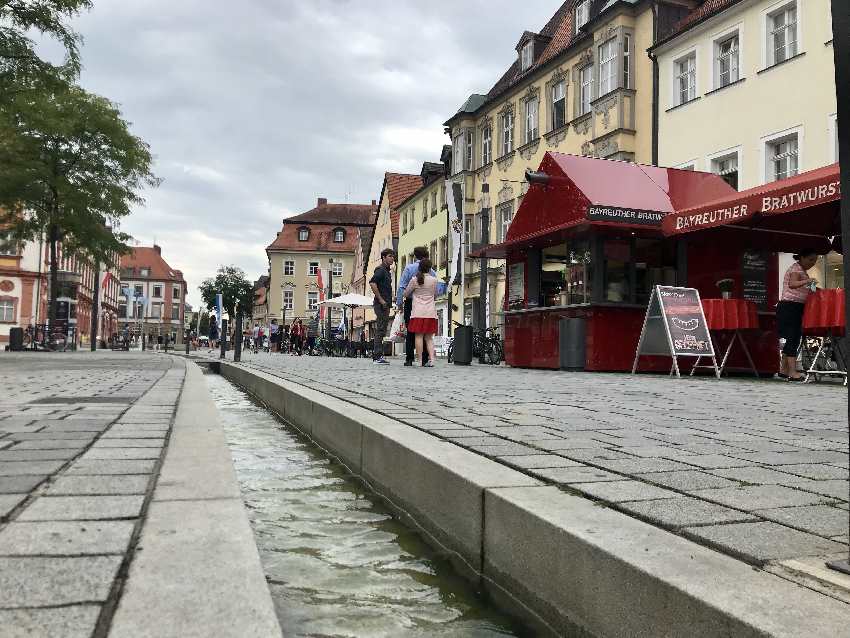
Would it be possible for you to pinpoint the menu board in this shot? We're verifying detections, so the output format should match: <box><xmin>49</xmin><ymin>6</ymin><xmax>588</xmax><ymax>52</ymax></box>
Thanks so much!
<box><xmin>508</xmin><ymin>263</ymin><xmax>525</xmax><ymax>306</ymax></box>
<box><xmin>741</xmin><ymin>250</ymin><xmax>769</xmax><ymax>310</ymax></box>
<box><xmin>658</xmin><ymin>287</ymin><xmax>713</xmax><ymax>357</ymax></box>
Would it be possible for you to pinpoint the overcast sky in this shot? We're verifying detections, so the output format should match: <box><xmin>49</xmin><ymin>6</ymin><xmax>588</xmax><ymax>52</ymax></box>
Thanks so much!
<box><xmin>54</xmin><ymin>0</ymin><xmax>560</xmax><ymax>308</ymax></box>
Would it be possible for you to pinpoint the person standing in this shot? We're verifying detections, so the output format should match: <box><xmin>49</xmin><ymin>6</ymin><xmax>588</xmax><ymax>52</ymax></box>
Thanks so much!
<box><xmin>369</xmin><ymin>248</ymin><xmax>396</xmax><ymax>365</ymax></box>
<box><xmin>269</xmin><ymin>319</ymin><xmax>279</xmax><ymax>352</ymax></box>
<box><xmin>396</xmin><ymin>246</ymin><xmax>437</xmax><ymax>366</ymax></box>
<box><xmin>777</xmin><ymin>250</ymin><xmax>819</xmax><ymax>381</ymax></box>
<box><xmin>403</xmin><ymin>258</ymin><xmax>446</xmax><ymax>367</ymax></box>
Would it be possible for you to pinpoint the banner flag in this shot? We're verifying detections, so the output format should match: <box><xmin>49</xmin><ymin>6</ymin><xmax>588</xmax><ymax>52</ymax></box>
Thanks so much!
<box><xmin>215</xmin><ymin>293</ymin><xmax>223</xmax><ymax>329</ymax></box>
<box><xmin>317</xmin><ymin>269</ymin><xmax>326</xmax><ymax>321</ymax></box>
<box><xmin>447</xmin><ymin>180</ymin><xmax>464</xmax><ymax>286</ymax></box>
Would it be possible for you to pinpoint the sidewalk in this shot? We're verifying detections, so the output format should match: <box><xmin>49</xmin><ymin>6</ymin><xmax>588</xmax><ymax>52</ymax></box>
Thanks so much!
<box><xmin>0</xmin><ymin>352</ymin><xmax>280</xmax><ymax>638</ymax></box>
<box><xmin>202</xmin><ymin>350</ymin><xmax>850</xmax><ymax>592</ymax></box>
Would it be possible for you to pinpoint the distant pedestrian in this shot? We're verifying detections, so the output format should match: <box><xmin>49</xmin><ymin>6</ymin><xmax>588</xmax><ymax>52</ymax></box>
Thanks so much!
<box><xmin>403</xmin><ymin>258</ymin><xmax>445</xmax><ymax>368</ymax></box>
<box><xmin>397</xmin><ymin>246</ymin><xmax>436</xmax><ymax>366</ymax></box>
<box><xmin>369</xmin><ymin>248</ymin><xmax>395</xmax><ymax>365</ymax></box>
<box><xmin>292</xmin><ymin>318</ymin><xmax>305</xmax><ymax>355</ymax></box>
<box><xmin>269</xmin><ymin>319</ymin><xmax>279</xmax><ymax>352</ymax></box>
<box><xmin>252</xmin><ymin>322</ymin><xmax>260</xmax><ymax>353</ymax></box>
<box><xmin>777</xmin><ymin>250</ymin><xmax>819</xmax><ymax>381</ymax></box>
<box><xmin>156</xmin><ymin>334</ymin><xmax>163</xmax><ymax>352</ymax></box>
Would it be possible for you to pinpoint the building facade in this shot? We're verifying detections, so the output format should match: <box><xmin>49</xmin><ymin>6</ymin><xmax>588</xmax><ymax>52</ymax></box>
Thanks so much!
<box><xmin>119</xmin><ymin>245</ymin><xmax>188</xmax><ymax>344</ymax></box>
<box><xmin>444</xmin><ymin>0</ymin><xmax>692</xmax><ymax>330</ymax></box>
<box><xmin>267</xmin><ymin>198</ymin><xmax>377</xmax><ymax>332</ymax></box>
<box><xmin>396</xmin><ymin>159</ymin><xmax>452</xmax><ymax>335</ymax></box>
<box><xmin>0</xmin><ymin>224</ymin><xmax>120</xmax><ymax>346</ymax></box>
<box><xmin>655</xmin><ymin>0</ymin><xmax>841</xmax><ymax>287</ymax></box>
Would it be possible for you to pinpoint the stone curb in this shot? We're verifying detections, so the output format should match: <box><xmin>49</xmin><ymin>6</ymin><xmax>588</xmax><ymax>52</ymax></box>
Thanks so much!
<box><xmin>218</xmin><ymin>360</ymin><xmax>850</xmax><ymax>638</ymax></box>
<box><xmin>108</xmin><ymin>360</ymin><xmax>282</xmax><ymax>638</ymax></box>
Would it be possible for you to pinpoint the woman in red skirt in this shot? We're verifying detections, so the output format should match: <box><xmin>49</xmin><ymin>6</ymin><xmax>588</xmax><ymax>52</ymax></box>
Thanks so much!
<box><xmin>403</xmin><ymin>258</ymin><xmax>445</xmax><ymax>367</ymax></box>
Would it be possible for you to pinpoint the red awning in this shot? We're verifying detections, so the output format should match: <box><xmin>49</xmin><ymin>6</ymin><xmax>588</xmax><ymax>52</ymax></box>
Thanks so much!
<box><xmin>476</xmin><ymin>153</ymin><xmax>736</xmax><ymax>258</ymax></box>
<box><xmin>663</xmin><ymin>163</ymin><xmax>841</xmax><ymax>238</ymax></box>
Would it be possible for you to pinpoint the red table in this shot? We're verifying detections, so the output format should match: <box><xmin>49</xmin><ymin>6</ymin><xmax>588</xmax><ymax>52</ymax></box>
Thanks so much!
<box><xmin>802</xmin><ymin>289</ymin><xmax>846</xmax><ymax>384</ymax></box>
<box><xmin>693</xmin><ymin>299</ymin><xmax>759</xmax><ymax>377</ymax></box>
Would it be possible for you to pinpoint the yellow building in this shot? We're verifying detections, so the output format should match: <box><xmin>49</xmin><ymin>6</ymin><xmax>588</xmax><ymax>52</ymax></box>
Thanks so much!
<box><xmin>266</xmin><ymin>198</ymin><xmax>377</xmax><ymax>331</ymax></box>
<box><xmin>654</xmin><ymin>0</ymin><xmax>841</xmax><ymax>287</ymax></box>
<box><xmin>361</xmin><ymin>173</ymin><xmax>422</xmax><ymax>334</ymax></box>
<box><xmin>444</xmin><ymin>0</ymin><xmax>683</xmax><ymax>330</ymax></box>
<box><xmin>396</xmin><ymin>157</ymin><xmax>452</xmax><ymax>334</ymax></box>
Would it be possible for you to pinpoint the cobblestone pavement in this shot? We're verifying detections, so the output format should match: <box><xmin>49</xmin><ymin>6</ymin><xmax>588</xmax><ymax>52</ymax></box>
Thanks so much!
<box><xmin>0</xmin><ymin>352</ymin><xmax>184</xmax><ymax>636</ymax></box>
<box><xmin>211</xmin><ymin>350</ymin><xmax>849</xmax><ymax>569</ymax></box>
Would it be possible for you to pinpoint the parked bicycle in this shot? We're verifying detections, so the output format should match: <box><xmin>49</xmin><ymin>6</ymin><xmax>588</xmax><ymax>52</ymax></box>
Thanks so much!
<box><xmin>447</xmin><ymin>322</ymin><xmax>504</xmax><ymax>365</ymax></box>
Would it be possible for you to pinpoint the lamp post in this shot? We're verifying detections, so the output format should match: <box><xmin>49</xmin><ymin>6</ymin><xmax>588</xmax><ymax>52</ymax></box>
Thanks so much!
<box><xmin>281</xmin><ymin>281</ymin><xmax>295</xmax><ymax>353</ymax></box>
<box><xmin>478</xmin><ymin>184</ymin><xmax>490</xmax><ymax>363</ymax></box>
<box><xmin>827</xmin><ymin>0</ymin><xmax>850</xmax><ymax>577</ymax></box>
<box><xmin>327</xmin><ymin>259</ymin><xmax>335</xmax><ymax>340</ymax></box>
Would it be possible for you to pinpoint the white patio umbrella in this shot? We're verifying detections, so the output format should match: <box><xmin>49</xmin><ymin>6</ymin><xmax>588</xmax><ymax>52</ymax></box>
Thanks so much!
<box><xmin>316</xmin><ymin>293</ymin><xmax>375</xmax><ymax>307</ymax></box>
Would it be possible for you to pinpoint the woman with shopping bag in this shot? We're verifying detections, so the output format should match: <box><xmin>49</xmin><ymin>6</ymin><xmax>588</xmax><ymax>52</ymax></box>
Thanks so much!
<box><xmin>402</xmin><ymin>259</ymin><xmax>447</xmax><ymax>368</ymax></box>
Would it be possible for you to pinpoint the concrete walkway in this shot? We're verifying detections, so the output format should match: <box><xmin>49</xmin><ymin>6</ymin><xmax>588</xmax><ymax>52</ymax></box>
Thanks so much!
<box><xmin>0</xmin><ymin>352</ymin><xmax>281</xmax><ymax>638</ymax></box>
<box><xmin>205</xmin><ymin>351</ymin><xmax>850</xmax><ymax>587</ymax></box>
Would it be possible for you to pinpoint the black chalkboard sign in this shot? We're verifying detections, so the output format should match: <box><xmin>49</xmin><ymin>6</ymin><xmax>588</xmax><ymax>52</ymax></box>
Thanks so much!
<box><xmin>633</xmin><ymin>286</ymin><xmax>717</xmax><ymax>378</ymax></box>
<box><xmin>741</xmin><ymin>250</ymin><xmax>769</xmax><ymax>310</ymax></box>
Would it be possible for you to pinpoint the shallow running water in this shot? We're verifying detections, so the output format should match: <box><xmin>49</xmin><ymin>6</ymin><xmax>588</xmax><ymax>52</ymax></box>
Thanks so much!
<box><xmin>206</xmin><ymin>373</ymin><xmax>527</xmax><ymax>638</ymax></box>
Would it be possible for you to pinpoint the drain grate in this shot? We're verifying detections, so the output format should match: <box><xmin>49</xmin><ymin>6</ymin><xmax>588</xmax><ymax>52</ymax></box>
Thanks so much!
<box><xmin>28</xmin><ymin>396</ymin><xmax>133</xmax><ymax>405</ymax></box>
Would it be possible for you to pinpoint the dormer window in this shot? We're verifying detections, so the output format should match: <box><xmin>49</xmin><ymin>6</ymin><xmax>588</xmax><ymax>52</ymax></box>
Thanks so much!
<box><xmin>298</xmin><ymin>227</ymin><xmax>309</xmax><ymax>241</ymax></box>
<box><xmin>333</xmin><ymin>228</ymin><xmax>345</xmax><ymax>243</ymax></box>
<box><xmin>520</xmin><ymin>42</ymin><xmax>533</xmax><ymax>72</ymax></box>
<box><xmin>575</xmin><ymin>0</ymin><xmax>590</xmax><ymax>31</ymax></box>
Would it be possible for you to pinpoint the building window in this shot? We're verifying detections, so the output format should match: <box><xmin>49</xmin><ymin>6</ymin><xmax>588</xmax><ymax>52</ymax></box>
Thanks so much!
<box><xmin>524</xmin><ymin>96</ymin><xmax>539</xmax><ymax>144</ymax></box>
<box><xmin>715</xmin><ymin>33</ymin><xmax>739</xmax><ymax>88</ymax></box>
<box><xmin>409</xmin><ymin>206</ymin><xmax>415</xmax><ymax>230</ymax></box>
<box><xmin>283</xmin><ymin>290</ymin><xmax>294</xmax><ymax>310</ymax></box>
<box><xmin>464</xmin><ymin>131</ymin><xmax>473</xmax><ymax>170</ymax></box>
<box><xmin>0</xmin><ymin>231</ymin><xmax>17</xmax><ymax>256</ymax></box>
<box><xmin>402</xmin><ymin>209</ymin><xmax>408</xmax><ymax>234</ymax></box>
<box><xmin>439</xmin><ymin>235</ymin><xmax>448</xmax><ymax>270</ymax></box>
<box><xmin>298</xmin><ymin>227</ymin><xmax>309</xmax><ymax>241</ymax></box>
<box><xmin>551</xmin><ymin>80</ymin><xmax>566</xmax><ymax>130</ymax></box>
<box><xmin>119</xmin><ymin>303</ymin><xmax>127</xmax><ymax>319</ymax></box>
<box><xmin>598</xmin><ymin>39</ymin><xmax>617</xmax><ymax>96</ymax></box>
<box><xmin>674</xmin><ymin>53</ymin><xmax>696</xmax><ymax>105</ymax></box>
<box><xmin>150</xmin><ymin>304</ymin><xmax>161</xmax><ymax>319</ymax></box>
<box><xmin>520</xmin><ymin>41</ymin><xmax>533</xmax><ymax>72</ymax></box>
<box><xmin>768</xmin><ymin>3</ymin><xmax>797</xmax><ymax>66</ymax></box>
<box><xmin>308</xmin><ymin>261</ymin><xmax>319</xmax><ymax>276</ymax></box>
<box><xmin>333</xmin><ymin>228</ymin><xmax>345</xmax><ymax>242</ymax></box>
<box><xmin>133</xmin><ymin>284</ymin><xmax>143</xmax><ymax>297</ymax></box>
<box><xmin>831</xmin><ymin>114</ymin><xmax>839</xmax><ymax>162</ymax></box>
<box><xmin>579</xmin><ymin>65</ymin><xmax>593</xmax><ymax>115</ymax></box>
<box><xmin>430</xmin><ymin>240</ymin><xmax>438</xmax><ymax>266</ymax></box>
<box><xmin>422</xmin><ymin>199</ymin><xmax>428</xmax><ymax>223</ymax></box>
<box><xmin>767</xmin><ymin>134</ymin><xmax>799</xmax><ymax>181</ymax></box>
<box><xmin>711</xmin><ymin>152</ymin><xmax>739</xmax><ymax>190</ymax></box>
<box><xmin>171</xmin><ymin>305</ymin><xmax>180</xmax><ymax>320</ymax></box>
<box><xmin>140</xmin><ymin>268</ymin><xmax>150</xmax><ymax>277</ymax></box>
<box><xmin>307</xmin><ymin>292</ymin><xmax>318</xmax><ymax>310</ymax></box>
<box><xmin>430</xmin><ymin>191</ymin><xmax>438</xmax><ymax>218</ymax></box>
<box><xmin>0</xmin><ymin>299</ymin><xmax>14</xmax><ymax>322</ymax></box>
<box><xmin>284</xmin><ymin>260</ymin><xmax>295</xmax><ymax>276</ymax></box>
<box><xmin>575</xmin><ymin>0</ymin><xmax>590</xmax><ymax>31</ymax></box>
<box><xmin>497</xmin><ymin>202</ymin><xmax>514</xmax><ymax>243</ymax></box>
<box><xmin>331</xmin><ymin>261</ymin><xmax>343</xmax><ymax>277</ymax></box>
<box><xmin>482</xmin><ymin>125</ymin><xmax>492</xmax><ymax>165</ymax></box>
<box><xmin>153</xmin><ymin>285</ymin><xmax>162</xmax><ymax>298</ymax></box>
<box><xmin>172</xmin><ymin>287</ymin><xmax>180</xmax><ymax>300</ymax></box>
<box><xmin>464</xmin><ymin>217</ymin><xmax>472</xmax><ymax>256</ymax></box>
<box><xmin>501</xmin><ymin>111</ymin><xmax>514</xmax><ymax>156</ymax></box>
<box><xmin>623</xmin><ymin>34</ymin><xmax>631</xmax><ymax>89</ymax></box>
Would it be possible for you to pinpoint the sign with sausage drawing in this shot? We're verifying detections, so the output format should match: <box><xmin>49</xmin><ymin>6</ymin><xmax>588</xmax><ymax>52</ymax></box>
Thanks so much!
<box><xmin>632</xmin><ymin>286</ymin><xmax>718</xmax><ymax>378</ymax></box>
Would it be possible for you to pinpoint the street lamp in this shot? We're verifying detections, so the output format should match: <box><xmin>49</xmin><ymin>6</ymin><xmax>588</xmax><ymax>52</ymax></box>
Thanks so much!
<box><xmin>280</xmin><ymin>281</ymin><xmax>295</xmax><ymax>328</ymax></box>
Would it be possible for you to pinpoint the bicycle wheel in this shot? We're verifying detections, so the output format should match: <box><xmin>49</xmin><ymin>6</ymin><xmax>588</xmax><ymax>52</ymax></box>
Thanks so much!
<box><xmin>489</xmin><ymin>339</ymin><xmax>504</xmax><ymax>365</ymax></box>
<box><xmin>447</xmin><ymin>341</ymin><xmax>454</xmax><ymax>363</ymax></box>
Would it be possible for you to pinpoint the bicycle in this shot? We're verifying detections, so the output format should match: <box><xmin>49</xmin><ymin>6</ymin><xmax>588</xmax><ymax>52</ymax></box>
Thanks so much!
<box><xmin>447</xmin><ymin>322</ymin><xmax>504</xmax><ymax>365</ymax></box>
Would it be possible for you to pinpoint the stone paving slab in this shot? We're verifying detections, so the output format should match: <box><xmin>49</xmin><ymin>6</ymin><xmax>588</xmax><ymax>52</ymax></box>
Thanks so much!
<box><xmin>0</xmin><ymin>605</ymin><xmax>101</xmax><ymax>638</ymax></box>
<box><xmin>0</xmin><ymin>555</ymin><xmax>122</xmax><ymax>606</ymax></box>
<box><xmin>0</xmin><ymin>460</ymin><xmax>65</xmax><ymax>476</ymax></box>
<box><xmin>80</xmin><ymin>447</ymin><xmax>161</xmax><ymax>461</ymax></box>
<box><xmin>46</xmin><ymin>474</ymin><xmax>151</xmax><ymax>496</ymax></box>
<box><xmin>570</xmin><ymin>479</ymin><xmax>678</xmax><ymax>503</ymax></box>
<box><xmin>0</xmin><ymin>494</ymin><xmax>26</xmax><ymax>518</ymax></box>
<box><xmin>0</xmin><ymin>449</ymin><xmax>79</xmax><ymax>461</ymax></box>
<box><xmin>19</xmin><ymin>495</ymin><xmax>145</xmax><ymax>521</ymax></box>
<box><xmin>617</xmin><ymin>495</ymin><xmax>758</xmax><ymax>529</ymax></box>
<box><xmin>0</xmin><ymin>520</ymin><xmax>135</xmax><ymax>555</ymax></box>
<box><xmin>0</xmin><ymin>475</ymin><xmax>48</xmax><ymax>493</ymax></box>
<box><xmin>66</xmin><ymin>459</ymin><xmax>156</xmax><ymax>475</ymax></box>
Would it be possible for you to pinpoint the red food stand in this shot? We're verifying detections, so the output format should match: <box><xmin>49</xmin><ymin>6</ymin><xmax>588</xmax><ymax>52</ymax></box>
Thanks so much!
<box><xmin>479</xmin><ymin>154</ymin><xmax>840</xmax><ymax>374</ymax></box>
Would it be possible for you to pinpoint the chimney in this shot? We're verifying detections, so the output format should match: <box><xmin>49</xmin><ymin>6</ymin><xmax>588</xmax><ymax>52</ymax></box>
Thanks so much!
<box><xmin>317</xmin><ymin>197</ymin><xmax>327</xmax><ymax>207</ymax></box>
<box><xmin>153</xmin><ymin>244</ymin><xmax>161</xmax><ymax>255</ymax></box>
<box><xmin>371</xmin><ymin>199</ymin><xmax>377</xmax><ymax>206</ymax></box>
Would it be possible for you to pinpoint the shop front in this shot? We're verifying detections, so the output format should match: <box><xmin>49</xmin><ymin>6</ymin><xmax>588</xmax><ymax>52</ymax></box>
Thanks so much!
<box><xmin>479</xmin><ymin>152</ymin><xmax>738</xmax><ymax>371</ymax></box>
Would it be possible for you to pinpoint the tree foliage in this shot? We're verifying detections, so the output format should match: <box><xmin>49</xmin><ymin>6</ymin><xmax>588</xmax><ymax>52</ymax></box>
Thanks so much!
<box><xmin>0</xmin><ymin>0</ymin><xmax>92</xmax><ymax>97</ymax></box>
<box><xmin>199</xmin><ymin>266</ymin><xmax>254</xmax><ymax>324</ymax></box>
<box><xmin>0</xmin><ymin>83</ymin><xmax>159</xmax><ymax>266</ymax></box>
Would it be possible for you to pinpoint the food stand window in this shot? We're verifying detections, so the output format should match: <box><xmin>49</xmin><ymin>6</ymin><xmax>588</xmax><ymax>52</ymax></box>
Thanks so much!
<box><xmin>540</xmin><ymin>244</ymin><xmax>567</xmax><ymax>307</ymax></box>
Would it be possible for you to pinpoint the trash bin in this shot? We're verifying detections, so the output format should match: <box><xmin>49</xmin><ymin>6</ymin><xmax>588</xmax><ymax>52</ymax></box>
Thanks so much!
<box><xmin>8</xmin><ymin>327</ymin><xmax>23</xmax><ymax>351</ymax></box>
<box><xmin>559</xmin><ymin>317</ymin><xmax>585</xmax><ymax>370</ymax></box>
<box><xmin>453</xmin><ymin>325</ymin><xmax>473</xmax><ymax>365</ymax></box>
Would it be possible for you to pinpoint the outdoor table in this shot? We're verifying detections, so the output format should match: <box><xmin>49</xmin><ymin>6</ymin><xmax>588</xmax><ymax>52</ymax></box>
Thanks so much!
<box><xmin>691</xmin><ymin>298</ymin><xmax>759</xmax><ymax>377</ymax></box>
<box><xmin>802</xmin><ymin>288</ymin><xmax>846</xmax><ymax>384</ymax></box>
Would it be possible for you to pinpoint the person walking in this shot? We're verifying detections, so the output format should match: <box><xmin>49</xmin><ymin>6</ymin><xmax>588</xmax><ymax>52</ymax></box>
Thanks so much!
<box><xmin>403</xmin><ymin>258</ymin><xmax>446</xmax><ymax>367</ymax></box>
<box><xmin>269</xmin><ymin>319</ymin><xmax>279</xmax><ymax>352</ymax></box>
<box><xmin>251</xmin><ymin>322</ymin><xmax>260</xmax><ymax>353</ymax></box>
<box><xmin>777</xmin><ymin>250</ymin><xmax>819</xmax><ymax>381</ymax></box>
<box><xmin>369</xmin><ymin>248</ymin><xmax>396</xmax><ymax>365</ymax></box>
<box><xmin>156</xmin><ymin>334</ymin><xmax>163</xmax><ymax>352</ymax></box>
<box><xmin>397</xmin><ymin>246</ymin><xmax>437</xmax><ymax>366</ymax></box>
<box><xmin>292</xmin><ymin>318</ymin><xmax>304</xmax><ymax>355</ymax></box>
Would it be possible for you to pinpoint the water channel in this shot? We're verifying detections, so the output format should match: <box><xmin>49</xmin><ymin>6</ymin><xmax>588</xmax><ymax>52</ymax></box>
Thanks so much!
<box><xmin>205</xmin><ymin>372</ymin><xmax>528</xmax><ymax>638</ymax></box>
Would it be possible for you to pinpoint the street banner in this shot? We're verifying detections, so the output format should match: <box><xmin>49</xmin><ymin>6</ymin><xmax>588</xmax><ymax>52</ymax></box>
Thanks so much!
<box><xmin>215</xmin><ymin>293</ymin><xmax>223</xmax><ymax>330</ymax></box>
<box><xmin>317</xmin><ymin>268</ymin><xmax>325</xmax><ymax>321</ymax></box>
<box><xmin>447</xmin><ymin>180</ymin><xmax>463</xmax><ymax>286</ymax></box>
<box><xmin>632</xmin><ymin>286</ymin><xmax>718</xmax><ymax>378</ymax></box>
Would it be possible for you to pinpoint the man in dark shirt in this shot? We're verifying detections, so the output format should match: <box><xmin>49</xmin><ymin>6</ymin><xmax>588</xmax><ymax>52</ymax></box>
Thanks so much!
<box><xmin>369</xmin><ymin>248</ymin><xmax>396</xmax><ymax>364</ymax></box>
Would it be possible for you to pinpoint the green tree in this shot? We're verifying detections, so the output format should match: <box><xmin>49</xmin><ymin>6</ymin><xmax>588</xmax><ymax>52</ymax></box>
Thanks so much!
<box><xmin>197</xmin><ymin>311</ymin><xmax>210</xmax><ymax>338</ymax></box>
<box><xmin>199</xmin><ymin>266</ymin><xmax>254</xmax><ymax>327</ymax></box>
<box><xmin>1</xmin><ymin>1</ymin><xmax>92</xmax><ymax>98</ymax></box>
<box><xmin>0</xmin><ymin>83</ymin><xmax>159</xmax><ymax>338</ymax></box>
